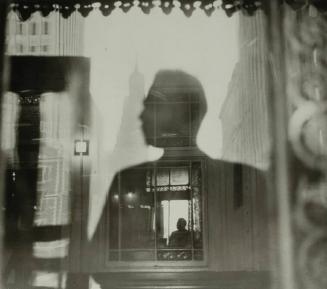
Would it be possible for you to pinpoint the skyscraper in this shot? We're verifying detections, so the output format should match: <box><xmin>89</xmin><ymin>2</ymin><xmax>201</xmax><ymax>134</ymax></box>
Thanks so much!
<box><xmin>220</xmin><ymin>10</ymin><xmax>270</xmax><ymax>170</ymax></box>
<box><xmin>111</xmin><ymin>64</ymin><xmax>148</xmax><ymax>169</ymax></box>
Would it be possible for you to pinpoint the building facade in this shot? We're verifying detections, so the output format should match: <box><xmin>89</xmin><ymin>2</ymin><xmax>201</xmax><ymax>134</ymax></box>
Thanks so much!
<box><xmin>5</xmin><ymin>10</ymin><xmax>84</xmax><ymax>56</ymax></box>
<box><xmin>220</xmin><ymin>11</ymin><xmax>271</xmax><ymax>170</ymax></box>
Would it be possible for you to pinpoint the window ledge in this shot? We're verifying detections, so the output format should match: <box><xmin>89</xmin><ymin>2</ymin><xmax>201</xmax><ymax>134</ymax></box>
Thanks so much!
<box><xmin>92</xmin><ymin>271</ymin><xmax>270</xmax><ymax>289</ymax></box>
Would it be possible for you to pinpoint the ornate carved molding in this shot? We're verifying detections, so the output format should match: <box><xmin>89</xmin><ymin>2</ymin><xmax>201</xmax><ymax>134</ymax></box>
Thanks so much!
<box><xmin>283</xmin><ymin>7</ymin><xmax>327</xmax><ymax>289</ymax></box>
<box><xmin>9</xmin><ymin>0</ymin><xmax>327</xmax><ymax>21</ymax></box>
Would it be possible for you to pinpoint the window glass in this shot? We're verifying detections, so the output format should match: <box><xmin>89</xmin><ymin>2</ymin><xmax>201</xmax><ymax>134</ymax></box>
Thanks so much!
<box><xmin>108</xmin><ymin>161</ymin><xmax>204</xmax><ymax>263</ymax></box>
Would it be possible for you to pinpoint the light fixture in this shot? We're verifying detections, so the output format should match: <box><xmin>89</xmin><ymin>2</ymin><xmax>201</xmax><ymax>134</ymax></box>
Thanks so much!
<box><xmin>74</xmin><ymin>140</ymin><xmax>89</xmax><ymax>156</ymax></box>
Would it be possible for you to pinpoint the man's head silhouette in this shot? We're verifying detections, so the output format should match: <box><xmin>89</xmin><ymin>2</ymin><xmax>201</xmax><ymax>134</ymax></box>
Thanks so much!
<box><xmin>140</xmin><ymin>70</ymin><xmax>207</xmax><ymax>148</ymax></box>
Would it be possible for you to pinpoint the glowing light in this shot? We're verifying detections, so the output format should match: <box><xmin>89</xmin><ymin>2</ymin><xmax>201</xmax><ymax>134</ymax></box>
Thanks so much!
<box><xmin>74</xmin><ymin>140</ymin><xmax>89</xmax><ymax>155</ymax></box>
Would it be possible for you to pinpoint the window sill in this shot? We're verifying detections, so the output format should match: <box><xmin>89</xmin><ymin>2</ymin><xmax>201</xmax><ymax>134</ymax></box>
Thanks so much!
<box><xmin>92</xmin><ymin>271</ymin><xmax>270</xmax><ymax>289</ymax></box>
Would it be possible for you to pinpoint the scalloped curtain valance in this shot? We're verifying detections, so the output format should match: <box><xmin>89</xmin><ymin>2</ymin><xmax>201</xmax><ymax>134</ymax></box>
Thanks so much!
<box><xmin>9</xmin><ymin>0</ymin><xmax>327</xmax><ymax>21</ymax></box>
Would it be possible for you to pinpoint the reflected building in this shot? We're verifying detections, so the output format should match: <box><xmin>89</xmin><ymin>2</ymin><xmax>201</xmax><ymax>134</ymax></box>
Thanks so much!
<box><xmin>110</xmin><ymin>65</ymin><xmax>148</xmax><ymax>169</ymax></box>
<box><xmin>220</xmin><ymin>11</ymin><xmax>270</xmax><ymax>170</ymax></box>
<box><xmin>5</xmin><ymin>11</ymin><xmax>84</xmax><ymax>55</ymax></box>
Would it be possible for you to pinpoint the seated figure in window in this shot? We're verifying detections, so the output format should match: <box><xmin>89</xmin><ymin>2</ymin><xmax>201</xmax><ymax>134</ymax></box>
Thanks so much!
<box><xmin>169</xmin><ymin>218</ymin><xmax>191</xmax><ymax>248</ymax></box>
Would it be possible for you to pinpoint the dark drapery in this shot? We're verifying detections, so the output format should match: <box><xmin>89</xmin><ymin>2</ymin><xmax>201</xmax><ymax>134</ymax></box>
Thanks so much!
<box><xmin>9</xmin><ymin>0</ymin><xmax>327</xmax><ymax>21</ymax></box>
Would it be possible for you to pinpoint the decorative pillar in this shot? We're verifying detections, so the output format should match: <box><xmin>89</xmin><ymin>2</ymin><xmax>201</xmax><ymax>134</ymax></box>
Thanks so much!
<box><xmin>267</xmin><ymin>2</ymin><xmax>327</xmax><ymax>289</ymax></box>
<box><xmin>2</xmin><ymin>56</ymin><xmax>91</xmax><ymax>289</ymax></box>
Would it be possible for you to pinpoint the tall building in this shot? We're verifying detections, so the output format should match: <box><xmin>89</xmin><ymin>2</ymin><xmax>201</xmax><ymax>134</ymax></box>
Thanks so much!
<box><xmin>220</xmin><ymin>11</ymin><xmax>270</xmax><ymax>170</ymax></box>
<box><xmin>5</xmin><ymin>10</ymin><xmax>84</xmax><ymax>56</ymax></box>
<box><xmin>110</xmin><ymin>64</ymin><xmax>149</xmax><ymax>169</ymax></box>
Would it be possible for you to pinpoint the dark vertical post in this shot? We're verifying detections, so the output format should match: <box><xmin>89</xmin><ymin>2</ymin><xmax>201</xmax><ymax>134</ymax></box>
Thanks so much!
<box><xmin>15</xmin><ymin>92</ymin><xmax>40</xmax><ymax>289</ymax></box>
<box><xmin>0</xmin><ymin>1</ymin><xmax>9</xmax><ymax>288</ymax></box>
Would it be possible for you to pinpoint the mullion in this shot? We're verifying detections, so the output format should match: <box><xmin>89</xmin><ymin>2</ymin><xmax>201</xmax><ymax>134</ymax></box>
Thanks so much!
<box><xmin>113</xmin><ymin>162</ymin><xmax>203</xmax><ymax>263</ymax></box>
<box><xmin>118</xmin><ymin>172</ymin><xmax>122</xmax><ymax>261</ymax></box>
<box><xmin>189</xmin><ymin>161</ymin><xmax>194</xmax><ymax>260</ymax></box>
<box><xmin>168</xmin><ymin>167</ymin><xmax>171</xmax><ymax>247</ymax></box>
<box><xmin>154</xmin><ymin>103</ymin><xmax>157</xmax><ymax>146</ymax></box>
<box><xmin>154</xmin><ymin>165</ymin><xmax>158</xmax><ymax>261</ymax></box>
<box><xmin>188</xmin><ymin>93</ymin><xmax>192</xmax><ymax>146</ymax></box>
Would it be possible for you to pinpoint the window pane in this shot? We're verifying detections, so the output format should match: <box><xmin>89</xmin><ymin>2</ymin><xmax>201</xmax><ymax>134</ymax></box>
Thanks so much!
<box><xmin>111</xmin><ymin>168</ymin><xmax>156</xmax><ymax>261</ymax></box>
<box><xmin>156</xmin><ymin>187</ymin><xmax>204</xmax><ymax>261</ymax></box>
<box><xmin>109</xmin><ymin>178</ymin><xmax>119</xmax><ymax>261</ymax></box>
<box><xmin>155</xmin><ymin>168</ymin><xmax>169</xmax><ymax>186</ymax></box>
<box><xmin>170</xmin><ymin>167</ymin><xmax>189</xmax><ymax>185</ymax></box>
<box><xmin>108</xmin><ymin>162</ymin><xmax>204</xmax><ymax>263</ymax></box>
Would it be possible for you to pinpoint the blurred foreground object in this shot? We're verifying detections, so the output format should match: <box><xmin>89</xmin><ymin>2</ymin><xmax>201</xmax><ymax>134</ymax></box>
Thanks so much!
<box><xmin>2</xmin><ymin>56</ymin><xmax>91</xmax><ymax>289</ymax></box>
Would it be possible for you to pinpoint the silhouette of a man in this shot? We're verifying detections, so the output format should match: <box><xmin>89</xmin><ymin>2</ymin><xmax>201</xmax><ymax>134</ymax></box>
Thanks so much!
<box><xmin>90</xmin><ymin>70</ymin><xmax>267</xmax><ymax>276</ymax></box>
<box><xmin>140</xmin><ymin>70</ymin><xmax>206</xmax><ymax>148</ymax></box>
<box><xmin>169</xmin><ymin>218</ymin><xmax>191</xmax><ymax>248</ymax></box>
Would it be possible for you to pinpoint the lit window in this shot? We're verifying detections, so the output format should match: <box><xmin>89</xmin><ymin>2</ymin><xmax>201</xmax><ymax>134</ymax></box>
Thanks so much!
<box><xmin>74</xmin><ymin>140</ymin><xmax>89</xmax><ymax>155</ymax></box>
<box><xmin>108</xmin><ymin>161</ymin><xmax>205</xmax><ymax>264</ymax></box>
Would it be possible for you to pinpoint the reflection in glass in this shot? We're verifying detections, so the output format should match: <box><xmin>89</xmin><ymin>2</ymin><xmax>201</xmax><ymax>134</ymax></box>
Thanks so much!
<box><xmin>108</xmin><ymin>161</ymin><xmax>203</xmax><ymax>262</ymax></box>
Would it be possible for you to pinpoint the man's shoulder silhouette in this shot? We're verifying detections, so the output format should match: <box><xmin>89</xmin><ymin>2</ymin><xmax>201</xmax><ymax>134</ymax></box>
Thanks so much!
<box><xmin>110</xmin><ymin>154</ymin><xmax>267</xmax><ymax>192</ymax></box>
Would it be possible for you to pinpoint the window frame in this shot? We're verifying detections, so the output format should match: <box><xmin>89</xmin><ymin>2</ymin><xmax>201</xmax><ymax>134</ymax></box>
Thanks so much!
<box><xmin>105</xmin><ymin>155</ymin><xmax>208</xmax><ymax>271</ymax></box>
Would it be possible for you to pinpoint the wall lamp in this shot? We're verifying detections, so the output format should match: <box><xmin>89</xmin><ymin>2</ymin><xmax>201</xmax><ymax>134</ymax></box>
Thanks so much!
<box><xmin>74</xmin><ymin>139</ymin><xmax>89</xmax><ymax>156</ymax></box>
